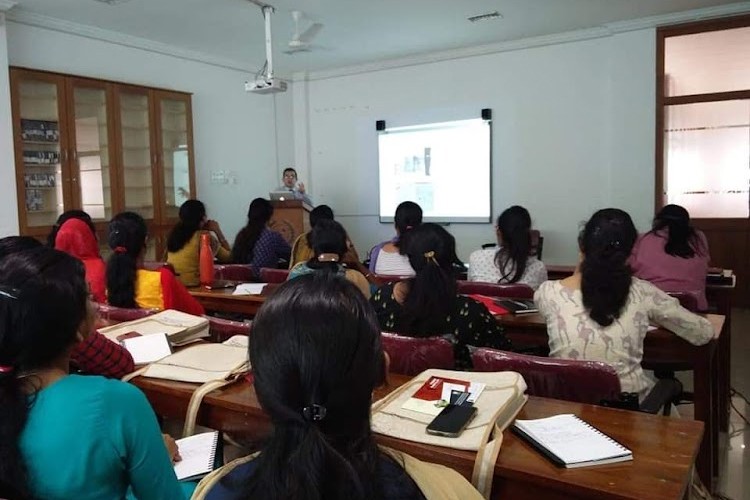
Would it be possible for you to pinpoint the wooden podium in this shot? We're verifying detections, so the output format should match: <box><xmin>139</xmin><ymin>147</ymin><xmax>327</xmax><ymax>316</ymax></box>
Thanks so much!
<box><xmin>269</xmin><ymin>200</ymin><xmax>312</xmax><ymax>245</ymax></box>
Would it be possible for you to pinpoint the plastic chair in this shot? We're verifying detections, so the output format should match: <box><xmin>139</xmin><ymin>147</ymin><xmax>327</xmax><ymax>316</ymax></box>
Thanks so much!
<box><xmin>456</xmin><ymin>281</ymin><xmax>534</xmax><ymax>299</ymax></box>
<box><xmin>259</xmin><ymin>267</ymin><xmax>290</xmax><ymax>283</ymax></box>
<box><xmin>380</xmin><ymin>332</ymin><xmax>455</xmax><ymax>375</ymax></box>
<box><xmin>214</xmin><ymin>264</ymin><xmax>255</xmax><ymax>282</ymax></box>
<box><xmin>470</xmin><ymin>347</ymin><xmax>681</xmax><ymax>415</ymax></box>
<box><xmin>206</xmin><ymin>316</ymin><xmax>252</xmax><ymax>343</ymax></box>
<box><xmin>95</xmin><ymin>303</ymin><xmax>158</xmax><ymax>323</ymax></box>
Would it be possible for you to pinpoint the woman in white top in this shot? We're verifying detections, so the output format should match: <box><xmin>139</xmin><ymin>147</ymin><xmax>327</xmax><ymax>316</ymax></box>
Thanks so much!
<box><xmin>468</xmin><ymin>206</ymin><xmax>547</xmax><ymax>290</ymax></box>
<box><xmin>534</xmin><ymin>208</ymin><xmax>713</xmax><ymax>400</ymax></box>
<box><xmin>368</xmin><ymin>201</ymin><xmax>422</xmax><ymax>277</ymax></box>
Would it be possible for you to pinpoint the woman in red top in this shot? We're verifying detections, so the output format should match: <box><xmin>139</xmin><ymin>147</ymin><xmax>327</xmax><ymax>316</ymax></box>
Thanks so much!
<box><xmin>54</xmin><ymin>217</ymin><xmax>107</xmax><ymax>304</ymax></box>
<box><xmin>106</xmin><ymin>212</ymin><xmax>204</xmax><ymax>316</ymax></box>
<box><xmin>630</xmin><ymin>204</ymin><xmax>710</xmax><ymax>310</ymax></box>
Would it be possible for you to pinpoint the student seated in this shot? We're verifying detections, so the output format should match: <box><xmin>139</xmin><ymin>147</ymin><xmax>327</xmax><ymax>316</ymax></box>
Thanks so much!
<box><xmin>630</xmin><ymin>204</ymin><xmax>710</xmax><ymax>310</ymax></box>
<box><xmin>468</xmin><ymin>205</ymin><xmax>547</xmax><ymax>290</ymax></box>
<box><xmin>1</xmin><ymin>236</ymin><xmax>134</xmax><ymax>379</ymax></box>
<box><xmin>369</xmin><ymin>201</ymin><xmax>422</xmax><ymax>277</ymax></box>
<box><xmin>46</xmin><ymin>209</ymin><xmax>94</xmax><ymax>248</ymax></box>
<box><xmin>52</xmin><ymin>214</ymin><xmax>107</xmax><ymax>303</ymax></box>
<box><xmin>288</xmin><ymin>219</ymin><xmax>371</xmax><ymax>298</ymax></box>
<box><xmin>107</xmin><ymin>212</ymin><xmax>204</xmax><ymax>316</ymax></box>
<box><xmin>535</xmin><ymin>208</ymin><xmax>713</xmax><ymax>401</ymax></box>
<box><xmin>167</xmin><ymin>200</ymin><xmax>232</xmax><ymax>287</ymax></box>
<box><xmin>0</xmin><ymin>247</ymin><xmax>191</xmax><ymax>499</ymax></box>
<box><xmin>231</xmin><ymin>198</ymin><xmax>291</xmax><ymax>273</ymax></box>
<box><xmin>370</xmin><ymin>223</ymin><xmax>512</xmax><ymax>369</ymax></box>
<box><xmin>192</xmin><ymin>273</ymin><xmax>483</xmax><ymax>500</ymax></box>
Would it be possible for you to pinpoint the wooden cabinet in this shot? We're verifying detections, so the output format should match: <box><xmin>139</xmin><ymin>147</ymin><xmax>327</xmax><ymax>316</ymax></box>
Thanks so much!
<box><xmin>10</xmin><ymin>68</ymin><xmax>196</xmax><ymax>259</ymax></box>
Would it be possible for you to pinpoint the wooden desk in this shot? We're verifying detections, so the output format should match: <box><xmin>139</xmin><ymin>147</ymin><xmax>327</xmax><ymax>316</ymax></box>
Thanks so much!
<box><xmin>498</xmin><ymin>311</ymin><xmax>723</xmax><ymax>491</ymax></box>
<box><xmin>188</xmin><ymin>285</ymin><xmax>276</xmax><ymax>317</ymax></box>
<box><xmin>133</xmin><ymin>374</ymin><xmax>702</xmax><ymax>500</ymax></box>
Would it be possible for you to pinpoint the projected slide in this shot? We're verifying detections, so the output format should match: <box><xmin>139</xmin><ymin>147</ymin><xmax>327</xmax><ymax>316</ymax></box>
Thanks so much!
<box><xmin>378</xmin><ymin>118</ymin><xmax>491</xmax><ymax>223</ymax></box>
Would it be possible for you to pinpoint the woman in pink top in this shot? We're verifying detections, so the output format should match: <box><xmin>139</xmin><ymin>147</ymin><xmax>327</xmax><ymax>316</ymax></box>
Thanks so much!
<box><xmin>630</xmin><ymin>204</ymin><xmax>710</xmax><ymax>310</ymax></box>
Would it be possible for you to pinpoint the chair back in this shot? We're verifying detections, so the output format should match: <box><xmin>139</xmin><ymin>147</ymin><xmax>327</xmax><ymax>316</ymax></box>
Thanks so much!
<box><xmin>95</xmin><ymin>303</ymin><xmax>158</xmax><ymax>322</ymax></box>
<box><xmin>371</xmin><ymin>274</ymin><xmax>413</xmax><ymax>286</ymax></box>
<box><xmin>381</xmin><ymin>332</ymin><xmax>455</xmax><ymax>375</ymax></box>
<box><xmin>470</xmin><ymin>347</ymin><xmax>621</xmax><ymax>404</ymax></box>
<box><xmin>214</xmin><ymin>264</ymin><xmax>255</xmax><ymax>282</ymax></box>
<box><xmin>259</xmin><ymin>267</ymin><xmax>290</xmax><ymax>283</ymax></box>
<box><xmin>666</xmin><ymin>291</ymin><xmax>699</xmax><ymax>312</ymax></box>
<box><xmin>206</xmin><ymin>316</ymin><xmax>252</xmax><ymax>343</ymax></box>
<box><xmin>456</xmin><ymin>281</ymin><xmax>534</xmax><ymax>299</ymax></box>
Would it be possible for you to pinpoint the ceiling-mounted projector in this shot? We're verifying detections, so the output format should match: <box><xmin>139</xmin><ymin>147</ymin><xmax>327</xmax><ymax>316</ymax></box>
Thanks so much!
<box><xmin>245</xmin><ymin>78</ymin><xmax>287</xmax><ymax>94</ymax></box>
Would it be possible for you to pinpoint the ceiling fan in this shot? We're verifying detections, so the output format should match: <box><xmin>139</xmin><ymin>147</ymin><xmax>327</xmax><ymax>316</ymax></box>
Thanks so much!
<box><xmin>284</xmin><ymin>10</ymin><xmax>323</xmax><ymax>54</ymax></box>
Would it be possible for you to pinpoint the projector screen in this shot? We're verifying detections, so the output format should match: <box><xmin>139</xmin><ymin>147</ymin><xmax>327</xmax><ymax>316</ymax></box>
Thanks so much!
<box><xmin>378</xmin><ymin>117</ymin><xmax>491</xmax><ymax>223</ymax></box>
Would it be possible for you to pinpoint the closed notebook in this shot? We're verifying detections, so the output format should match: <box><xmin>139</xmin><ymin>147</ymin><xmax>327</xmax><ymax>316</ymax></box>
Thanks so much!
<box><xmin>494</xmin><ymin>299</ymin><xmax>538</xmax><ymax>315</ymax></box>
<box><xmin>98</xmin><ymin>309</ymin><xmax>209</xmax><ymax>346</ymax></box>
<box><xmin>174</xmin><ymin>431</ymin><xmax>222</xmax><ymax>481</ymax></box>
<box><xmin>512</xmin><ymin>414</ymin><xmax>632</xmax><ymax>468</ymax></box>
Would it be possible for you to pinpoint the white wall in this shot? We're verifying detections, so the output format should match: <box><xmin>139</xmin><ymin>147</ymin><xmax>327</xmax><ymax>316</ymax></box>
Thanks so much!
<box><xmin>5</xmin><ymin>21</ymin><xmax>294</xmax><ymax>240</ymax></box>
<box><xmin>0</xmin><ymin>13</ymin><xmax>18</xmax><ymax>236</ymax></box>
<box><xmin>295</xmin><ymin>29</ymin><xmax>657</xmax><ymax>264</ymax></box>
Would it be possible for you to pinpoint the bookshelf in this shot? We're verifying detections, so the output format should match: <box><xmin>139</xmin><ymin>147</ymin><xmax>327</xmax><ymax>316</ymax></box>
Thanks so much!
<box><xmin>10</xmin><ymin>68</ymin><xmax>195</xmax><ymax>257</ymax></box>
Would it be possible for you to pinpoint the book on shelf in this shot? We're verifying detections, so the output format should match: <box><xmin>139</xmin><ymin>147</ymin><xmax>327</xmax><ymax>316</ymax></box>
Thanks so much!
<box><xmin>512</xmin><ymin>414</ymin><xmax>633</xmax><ymax>468</ymax></box>
<box><xmin>493</xmin><ymin>298</ymin><xmax>538</xmax><ymax>315</ymax></box>
<box><xmin>21</xmin><ymin>119</ymin><xmax>59</xmax><ymax>142</ymax></box>
<box><xmin>25</xmin><ymin>189</ymin><xmax>44</xmax><ymax>212</ymax></box>
<box><xmin>23</xmin><ymin>150</ymin><xmax>60</xmax><ymax>165</ymax></box>
<box><xmin>24</xmin><ymin>173</ymin><xmax>56</xmax><ymax>188</ymax></box>
<box><xmin>401</xmin><ymin>375</ymin><xmax>485</xmax><ymax>416</ymax></box>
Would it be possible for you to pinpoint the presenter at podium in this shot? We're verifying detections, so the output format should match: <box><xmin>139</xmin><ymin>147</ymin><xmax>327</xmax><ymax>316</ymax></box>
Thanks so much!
<box><xmin>276</xmin><ymin>167</ymin><xmax>313</xmax><ymax>205</ymax></box>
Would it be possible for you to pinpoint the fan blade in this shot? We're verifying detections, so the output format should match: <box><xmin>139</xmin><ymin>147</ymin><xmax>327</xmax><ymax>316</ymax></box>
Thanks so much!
<box><xmin>298</xmin><ymin>22</ymin><xmax>323</xmax><ymax>44</ymax></box>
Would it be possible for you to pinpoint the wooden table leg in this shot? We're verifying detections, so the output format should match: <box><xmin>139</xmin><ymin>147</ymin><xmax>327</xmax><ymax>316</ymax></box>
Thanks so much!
<box><xmin>693</xmin><ymin>343</ymin><xmax>715</xmax><ymax>492</ymax></box>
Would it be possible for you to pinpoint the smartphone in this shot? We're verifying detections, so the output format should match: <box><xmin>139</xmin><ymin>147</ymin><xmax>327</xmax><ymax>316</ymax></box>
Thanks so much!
<box><xmin>426</xmin><ymin>404</ymin><xmax>477</xmax><ymax>438</ymax></box>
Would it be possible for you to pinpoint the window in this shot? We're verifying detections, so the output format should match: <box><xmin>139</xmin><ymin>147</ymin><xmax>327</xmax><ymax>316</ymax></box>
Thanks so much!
<box><xmin>657</xmin><ymin>19</ymin><xmax>750</xmax><ymax>219</ymax></box>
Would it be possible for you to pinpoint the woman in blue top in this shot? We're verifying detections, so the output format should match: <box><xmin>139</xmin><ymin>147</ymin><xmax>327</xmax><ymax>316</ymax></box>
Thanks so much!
<box><xmin>0</xmin><ymin>247</ymin><xmax>192</xmax><ymax>500</ymax></box>
<box><xmin>231</xmin><ymin>198</ymin><xmax>291</xmax><ymax>274</ymax></box>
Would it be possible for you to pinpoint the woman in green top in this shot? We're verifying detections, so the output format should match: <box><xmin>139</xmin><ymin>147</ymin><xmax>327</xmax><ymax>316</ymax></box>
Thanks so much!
<box><xmin>0</xmin><ymin>246</ymin><xmax>192</xmax><ymax>500</ymax></box>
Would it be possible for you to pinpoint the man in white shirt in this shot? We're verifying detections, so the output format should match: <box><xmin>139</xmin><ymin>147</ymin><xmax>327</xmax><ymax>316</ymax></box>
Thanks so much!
<box><xmin>276</xmin><ymin>167</ymin><xmax>312</xmax><ymax>205</ymax></box>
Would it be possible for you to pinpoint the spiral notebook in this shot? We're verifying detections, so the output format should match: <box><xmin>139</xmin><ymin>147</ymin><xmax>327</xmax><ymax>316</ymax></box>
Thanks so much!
<box><xmin>512</xmin><ymin>414</ymin><xmax>632</xmax><ymax>468</ymax></box>
<box><xmin>173</xmin><ymin>431</ymin><xmax>222</xmax><ymax>481</ymax></box>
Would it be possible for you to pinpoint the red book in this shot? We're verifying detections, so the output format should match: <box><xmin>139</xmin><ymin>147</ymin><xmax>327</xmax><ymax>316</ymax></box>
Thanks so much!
<box><xmin>468</xmin><ymin>294</ymin><xmax>509</xmax><ymax>315</ymax></box>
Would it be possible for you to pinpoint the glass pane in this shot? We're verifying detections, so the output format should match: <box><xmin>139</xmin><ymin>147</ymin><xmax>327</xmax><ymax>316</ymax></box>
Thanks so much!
<box><xmin>665</xmin><ymin>27</ymin><xmax>750</xmax><ymax>97</ymax></box>
<box><xmin>665</xmin><ymin>100</ymin><xmax>750</xmax><ymax>218</ymax></box>
<box><xmin>160</xmin><ymin>98</ymin><xmax>190</xmax><ymax>220</ymax></box>
<box><xmin>119</xmin><ymin>92</ymin><xmax>154</xmax><ymax>219</ymax></box>
<box><xmin>73</xmin><ymin>87</ymin><xmax>111</xmax><ymax>221</ymax></box>
<box><xmin>19</xmin><ymin>80</ymin><xmax>64</xmax><ymax>227</ymax></box>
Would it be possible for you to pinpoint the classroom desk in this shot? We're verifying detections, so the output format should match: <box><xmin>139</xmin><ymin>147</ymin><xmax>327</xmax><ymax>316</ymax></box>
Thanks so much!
<box><xmin>188</xmin><ymin>285</ymin><xmax>277</xmax><ymax>317</ymax></box>
<box><xmin>133</xmin><ymin>373</ymin><xmax>703</xmax><ymax>500</ymax></box>
<box><xmin>499</xmin><ymin>311</ymin><xmax>723</xmax><ymax>491</ymax></box>
<box><xmin>545</xmin><ymin>264</ymin><xmax>734</xmax><ymax>435</ymax></box>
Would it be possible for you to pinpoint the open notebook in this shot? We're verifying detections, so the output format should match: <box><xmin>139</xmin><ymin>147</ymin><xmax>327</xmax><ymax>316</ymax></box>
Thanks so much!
<box><xmin>174</xmin><ymin>431</ymin><xmax>222</xmax><ymax>481</ymax></box>
<box><xmin>512</xmin><ymin>414</ymin><xmax>632</xmax><ymax>468</ymax></box>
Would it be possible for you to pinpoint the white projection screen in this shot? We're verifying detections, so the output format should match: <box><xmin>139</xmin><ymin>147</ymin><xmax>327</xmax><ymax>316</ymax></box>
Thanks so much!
<box><xmin>378</xmin><ymin>117</ymin><xmax>492</xmax><ymax>223</ymax></box>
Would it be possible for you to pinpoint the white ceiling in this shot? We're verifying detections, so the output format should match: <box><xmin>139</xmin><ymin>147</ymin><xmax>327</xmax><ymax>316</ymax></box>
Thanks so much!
<box><xmin>8</xmin><ymin>0</ymin><xmax>749</xmax><ymax>75</ymax></box>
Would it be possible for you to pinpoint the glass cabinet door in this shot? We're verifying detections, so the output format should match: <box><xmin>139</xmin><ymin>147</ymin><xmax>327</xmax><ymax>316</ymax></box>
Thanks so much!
<box><xmin>70</xmin><ymin>83</ymin><xmax>114</xmax><ymax>221</ymax></box>
<box><xmin>15</xmin><ymin>75</ymin><xmax>67</xmax><ymax>228</ymax></box>
<box><xmin>156</xmin><ymin>93</ymin><xmax>193</xmax><ymax>221</ymax></box>
<box><xmin>118</xmin><ymin>89</ymin><xmax>155</xmax><ymax>220</ymax></box>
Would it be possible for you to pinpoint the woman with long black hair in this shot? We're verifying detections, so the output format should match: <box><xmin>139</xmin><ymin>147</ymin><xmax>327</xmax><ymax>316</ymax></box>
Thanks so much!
<box><xmin>166</xmin><ymin>200</ymin><xmax>232</xmax><ymax>286</ymax></box>
<box><xmin>630</xmin><ymin>204</ymin><xmax>710</xmax><ymax>310</ymax></box>
<box><xmin>468</xmin><ymin>205</ymin><xmax>547</xmax><ymax>289</ymax></box>
<box><xmin>370</xmin><ymin>223</ymin><xmax>512</xmax><ymax>369</ymax></box>
<box><xmin>0</xmin><ymin>247</ymin><xmax>190</xmax><ymax>499</ymax></box>
<box><xmin>231</xmin><ymin>198</ymin><xmax>291</xmax><ymax>272</ymax></box>
<box><xmin>535</xmin><ymin>208</ymin><xmax>713</xmax><ymax>400</ymax></box>
<box><xmin>193</xmin><ymin>273</ymin><xmax>482</xmax><ymax>500</ymax></box>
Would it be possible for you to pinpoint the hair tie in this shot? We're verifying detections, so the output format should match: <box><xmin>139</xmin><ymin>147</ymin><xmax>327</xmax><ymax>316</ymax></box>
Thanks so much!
<box><xmin>317</xmin><ymin>253</ymin><xmax>340</xmax><ymax>263</ymax></box>
<box><xmin>0</xmin><ymin>288</ymin><xmax>19</xmax><ymax>300</ymax></box>
<box><xmin>113</xmin><ymin>246</ymin><xmax>128</xmax><ymax>254</ymax></box>
<box><xmin>0</xmin><ymin>365</ymin><xmax>14</xmax><ymax>375</ymax></box>
<box><xmin>405</xmin><ymin>225</ymin><xmax>413</xmax><ymax>230</ymax></box>
<box><xmin>608</xmin><ymin>240</ymin><xmax>622</xmax><ymax>250</ymax></box>
<box><xmin>302</xmin><ymin>404</ymin><xmax>327</xmax><ymax>422</ymax></box>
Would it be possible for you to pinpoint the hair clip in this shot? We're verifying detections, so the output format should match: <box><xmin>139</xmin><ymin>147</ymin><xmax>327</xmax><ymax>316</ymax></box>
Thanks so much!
<box><xmin>302</xmin><ymin>404</ymin><xmax>327</xmax><ymax>422</ymax></box>
<box><xmin>317</xmin><ymin>253</ymin><xmax>340</xmax><ymax>263</ymax></box>
<box><xmin>113</xmin><ymin>246</ymin><xmax>128</xmax><ymax>254</ymax></box>
<box><xmin>0</xmin><ymin>287</ymin><xmax>19</xmax><ymax>300</ymax></box>
<box><xmin>609</xmin><ymin>240</ymin><xmax>622</xmax><ymax>250</ymax></box>
<box><xmin>0</xmin><ymin>365</ymin><xmax>14</xmax><ymax>374</ymax></box>
<box><xmin>423</xmin><ymin>250</ymin><xmax>438</xmax><ymax>265</ymax></box>
<box><xmin>405</xmin><ymin>225</ymin><xmax>413</xmax><ymax>230</ymax></box>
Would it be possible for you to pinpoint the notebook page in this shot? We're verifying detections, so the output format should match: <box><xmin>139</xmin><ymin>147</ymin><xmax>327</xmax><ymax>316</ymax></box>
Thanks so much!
<box><xmin>515</xmin><ymin>414</ymin><xmax>630</xmax><ymax>465</ymax></box>
<box><xmin>173</xmin><ymin>431</ymin><xmax>218</xmax><ymax>480</ymax></box>
<box><xmin>122</xmin><ymin>333</ymin><xmax>171</xmax><ymax>365</ymax></box>
<box><xmin>233</xmin><ymin>283</ymin><xmax>267</xmax><ymax>295</ymax></box>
